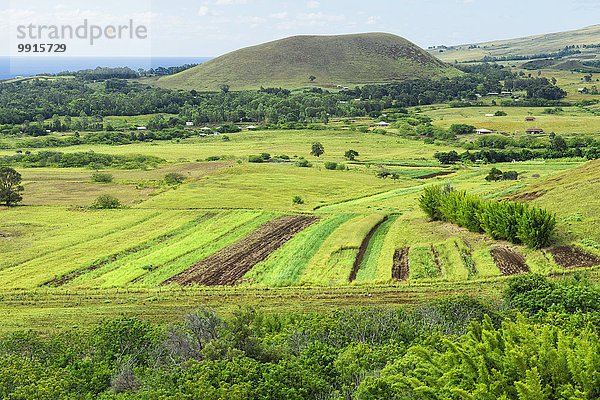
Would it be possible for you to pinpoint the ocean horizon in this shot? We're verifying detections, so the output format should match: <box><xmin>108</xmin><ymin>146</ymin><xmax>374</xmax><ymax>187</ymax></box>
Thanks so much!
<box><xmin>0</xmin><ymin>56</ymin><xmax>212</xmax><ymax>80</ymax></box>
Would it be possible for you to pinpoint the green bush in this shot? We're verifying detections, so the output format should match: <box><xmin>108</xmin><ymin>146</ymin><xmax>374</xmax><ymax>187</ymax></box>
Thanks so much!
<box><xmin>419</xmin><ymin>185</ymin><xmax>556</xmax><ymax>248</ymax></box>
<box><xmin>324</xmin><ymin>161</ymin><xmax>337</xmax><ymax>170</ymax></box>
<box><xmin>90</xmin><ymin>194</ymin><xmax>122</xmax><ymax>209</ymax></box>
<box><xmin>248</xmin><ymin>155</ymin><xmax>263</xmax><ymax>163</ymax></box>
<box><xmin>205</xmin><ymin>156</ymin><xmax>220</xmax><ymax>161</ymax></box>
<box><xmin>292</xmin><ymin>195</ymin><xmax>304</xmax><ymax>205</ymax></box>
<box><xmin>90</xmin><ymin>173</ymin><xmax>113</xmax><ymax>183</ymax></box>
<box><xmin>164</xmin><ymin>172</ymin><xmax>185</xmax><ymax>185</ymax></box>
<box><xmin>296</xmin><ymin>158</ymin><xmax>311</xmax><ymax>167</ymax></box>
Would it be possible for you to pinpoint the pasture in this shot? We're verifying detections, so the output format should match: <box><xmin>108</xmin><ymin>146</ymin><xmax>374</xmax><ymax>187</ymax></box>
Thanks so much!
<box><xmin>2</xmin><ymin>125</ymin><xmax>600</xmax><ymax>331</ymax></box>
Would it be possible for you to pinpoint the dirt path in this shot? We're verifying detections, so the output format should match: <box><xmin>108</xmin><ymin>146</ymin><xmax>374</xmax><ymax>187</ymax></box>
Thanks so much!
<box><xmin>349</xmin><ymin>216</ymin><xmax>388</xmax><ymax>282</ymax></box>
<box><xmin>163</xmin><ymin>215</ymin><xmax>320</xmax><ymax>286</ymax></box>
<box><xmin>392</xmin><ymin>247</ymin><xmax>410</xmax><ymax>280</ymax></box>
<box><xmin>490</xmin><ymin>246</ymin><xmax>529</xmax><ymax>275</ymax></box>
<box><xmin>549</xmin><ymin>246</ymin><xmax>600</xmax><ymax>269</ymax></box>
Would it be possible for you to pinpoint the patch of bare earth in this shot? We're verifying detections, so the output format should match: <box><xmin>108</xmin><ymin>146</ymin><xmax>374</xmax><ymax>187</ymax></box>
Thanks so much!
<box><xmin>163</xmin><ymin>215</ymin><xmax>320</xmax><ymax>286</ymax></box>
<box><xmin>549</xmin><ymin>246</ymin><xmax>600</xmax><ymax>269</ymax></box>
<box><xmin>349</xmin><ymin>216</ymin><xmax>388</xmax><ymax>282</ymax></box>
<box><xmin>509</xmin><ymin>190</ymin><xmax>548</xmax><ymax>202</ymax></box>
<box><xmin>490</xmin><ymin>246</ymin><xmax>529</xmax><ymax>275</ymax></box>
<box><xmin>392</xmin><ymin>247</ymin><xmax>410</xmax><ymax>280</ymax></box>
<box><xmin>416</xmin><ymin>171</ymin><xmax>455</xmax><ymax>179</ymax></box>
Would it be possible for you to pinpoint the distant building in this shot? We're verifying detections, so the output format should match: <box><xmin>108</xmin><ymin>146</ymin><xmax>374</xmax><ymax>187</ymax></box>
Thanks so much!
<box><xmin>476</xmin><ymin>129</ymin><xmax>494</xmax><ymax>135</ymax></box>
<box><xmin>487</xmin><ymin>92</ymin><xmax>499</xmax><ymax>96</ymax></box>
<box><xmin>501</xmin><ymin>91</ymin><xmax>512</xmax><ymax>96</ymax></box>
<box><xmin>200</xmin><ymin>127</ymin><xmax>211</xmax><ymax>131</ymax></box>
<box><xmin>375</xmin><ymin>122</ymin><xmax>390</xmax><ymax>127</ymax></box>
<box><xmin>525</xmin><ymin>116</ymin><xmax>536</xmax><ymax>121</ymax></box>
<box><xmin>578</xmin><ymin>88</ymin><xmax>585</xmax><ymax>93</ymax></box>
<box><xmin>485</xmin><ymin>114</ymin><xmax>494</xmax><ymax>117</ymax></box>
<box><xmin>137</xmin><ymin>126</ymin><xmax>147</xmax><ymax>130</ymax></box>
<box><xmin>185</xmin><ymin>122</ymin><xmax>194</xmax><ymax>126</ymax></box>
<box><xmin>526</xmin><ymin>128</ymin><xmax>544</xmax><ymax>134</ymax></box>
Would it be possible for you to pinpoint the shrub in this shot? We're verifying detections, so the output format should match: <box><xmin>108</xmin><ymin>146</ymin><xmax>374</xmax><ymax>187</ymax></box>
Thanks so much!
<box><xmin>205</xmin><ymin>156</ymin><xmax>220</xmax><ymax>161</ymax></box>
<box><xmin>292</xmin><ymin>196</ymin><xmax>304</xmax><ymax>205</ymax></box>
<box><xmin>91</xmin><ymin>173</ymin><xmax>114</xmax><ymax>183</ymax></box>
<box><xmin>419</xmin><ymin>185</ymin><xmax>556</xmax><ymax>248</ymax></box>
<box><xmin>90</xmin><ymin>194</ymin><xmax>122</xmax><ymax>209</ymax></box>
<box><xmin>248</xmin><ymin>155</ymin><xmax>263</xmax><ymax>163</ymax></box>
<box><xmin>336</xmin><ymin>163</ymin><xmax>346</xmax><ymax>171</ymax></box>
<box><xmin>344</xmin><ymin>150</ymin><xmax>359</xmax><ymax>160</ymax></box>
<box><xmin>494</xmin><ymin>110</ymin><xmax>507</xmax><ymax>116</ymax></box>
<box><xmin>260</xmin><ymin>153</ymin><xmax>271</xmax><ymax>161</ymax></box>
<box><xmin>164</xmin><ymin>172</ymin><xmax>185</xmax><ymax>185</ymax></box>
<box><xmin>324</xmin><ymin>161</ymin><xmax>337</xmax><ymax>170</ymax></box>
<box><xmin>296</xmin><ymin>158</ymin><xmax>311</xmax><ymax>167</ymax></box>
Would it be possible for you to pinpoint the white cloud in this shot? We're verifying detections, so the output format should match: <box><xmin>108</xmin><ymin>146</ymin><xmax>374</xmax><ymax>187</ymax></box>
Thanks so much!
<box><xmin>307</xmin><ymin>1</ymin><xmax>320</xmax><ymax>9</ymax></box>
<box><xmin>366</xmin><ymin>16</ymin><xmax>380</xmax><ymax>25</ymax></box>
<box><xmin>198</xmin><ymin>6</ymin><xmax>210</xmax><ymax>16</ymax></box>
<box><xmin>269</xmin><ymin>11</ymin><xmax>288</xmax><ymax>19</ymax></box>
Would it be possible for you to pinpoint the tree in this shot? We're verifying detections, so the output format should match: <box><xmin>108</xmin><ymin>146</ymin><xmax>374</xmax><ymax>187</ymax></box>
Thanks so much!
<box><xmin>219</xmin><ymin>84</ymin><xmax>230</xmax><ymax>93</ymax></box>
<box><xmin>485</xmin><ymin>167</ymin><xmax>503</xmax><ymax>181</ymax></box>
<box><xmin>311</xmin><ymin>142</ymin><xmax>324</xmax><ymax>157</ymax></box>
<box><xmin>344</xmin><ymin>149</ymin><xmax>359</xmax><ymax>161</ymax></box>
<box><xmin>309</xmin><ymin>75</ymin><xmax>316</xmax><ymax>82</ymax></box>
<box><xmin>0</xmin><ymin>167</ymin><xmax>24</xmax><ymax>206</ymax></box>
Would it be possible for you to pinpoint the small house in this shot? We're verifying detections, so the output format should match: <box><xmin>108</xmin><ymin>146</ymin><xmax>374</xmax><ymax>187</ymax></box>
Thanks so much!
<box><xmin>526</xmin><ymin>128</ymin><xmax>544</xmax><ymax>134</ymax></box>
<box><xmin>578</xmin><ymin>88</ymin><xmax>585</xmax><ymax>93</ymax></box>
<box><xmin>375</xmin><ymin>122</ymin><xmax>390</xmax><ymax>127</ymax></box>
<box><xmin>485</xmin><ymin>114</ymin><xmax>494</xmax><ymax>117</ymax></box>
<box><xmin>137</xmin><ymin>126</ymin><xmax>147</xmax><ymax>130</ymax></box>
<box><xmin>525</xmin><ymin>116</ymin><xmax>536</xmax><ymax>121</ymax></box>
<box><xmin>487</xmin><ymin>92</ymin><xmax>499</xmax><ymax>96</ymax></box>
<box><xmin>476</xmin><ymin>129</ymin><xmax>494</xmax><ymax>135</ymax></box>
<box><xmin>200</xmin><ymin>127</ymin><xmax>211</xmax><ymax>131</ymax></box>
<box><xmin>185</xmin><ymin>122</ymin><xmax>194</xmax><ymax>126</ymax></box>
<box><xmin>501</xmin><ymin>91</ymin><xmax>513</xmax><ymax>96</ymax></box>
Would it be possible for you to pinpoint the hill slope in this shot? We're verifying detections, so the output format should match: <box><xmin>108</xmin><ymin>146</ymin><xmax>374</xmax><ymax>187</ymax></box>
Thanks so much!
<box><xmin>509</xmin><ymin>159</ymin><xmax>600</xmax><ymax>243</ymax></box>
<box><xmin>429</xmin><ymin>24</ymin><xmax>600</xmax><ymax>63</ymax></box>
<box><xmin>157</xmin><ymin>33</ymin><xmax>459</xmax><ymax>91</ymax></box>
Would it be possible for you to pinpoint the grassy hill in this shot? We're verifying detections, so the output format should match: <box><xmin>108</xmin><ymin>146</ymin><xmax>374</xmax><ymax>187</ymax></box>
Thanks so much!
<box><xmin>509</xmin><ymin>159</ymin><xmax>600</xmax><ymax>243</ymax></box>
<box><xmin>428</xmin><ymin>24</ymin><xmax>600</xmax><ymax>63</ymax></box>
<box><xmin>157</xmin><ymin>33</ymin><xmax>460</xmax><ymax>91</ymax></box>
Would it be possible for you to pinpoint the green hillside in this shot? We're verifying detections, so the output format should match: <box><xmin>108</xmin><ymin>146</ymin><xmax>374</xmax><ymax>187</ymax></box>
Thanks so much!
<box><xmin>428</xmin><ymin>24</ymin><xmax>600</xmax><ymax>63</ymax></box>
<box><xmin>157</xmin><ymin>33</ymin><xmax>460</xmax><ymax>91</ymax></box>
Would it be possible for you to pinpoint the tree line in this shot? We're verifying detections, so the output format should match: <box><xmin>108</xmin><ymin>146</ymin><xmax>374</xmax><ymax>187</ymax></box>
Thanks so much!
<box><xmin>419</xmin><ymin>184</ymin><xmax>556</xmax><ymax>248</ymax></box>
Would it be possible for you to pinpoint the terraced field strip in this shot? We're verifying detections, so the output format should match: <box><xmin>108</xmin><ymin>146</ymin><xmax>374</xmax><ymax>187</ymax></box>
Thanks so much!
<box><xmin>408</xmin><ymin>245</ymin><xmax>442</xmax><ymax>279</ymax></box>
<box><xmin>299</xmin><ymin>214</ymin><xmax>385</xmax><ymax>285</ymax></box>
<box><xmin>354</xmin><ymin>215</ymin><xmax>400</xmax><ymax>283</ymax></box>
<box><xmin>244</xmin><ymin>213</ymin><xmax>356</xmax><ymax>286</ymax></box>
<box><xmin>0</xmin><ymin>210</ymin><xmax>199</xmax><ymax>290</ymax></box>
<box><xmin>434</xmin><ymin>239</ymin><xmax>470</xmax><ymax>281</ymax></box>
<box><xmin>490</xmin><ymin>246</ymin><xmax>529</xmax><ymax>275</ymax></box>
<box><xmin>81</xmin><ymin>211</ymin><xmax>273</xmax><ymax>288</ymax></box>
<box><xmin>164</xmin><ymin>215</ymin><xmax>320</xmax><ymax>286</ymax></box>
<box><xmin>44</xmin><ymin>212</ymin><xmax>219</xmax><ymax>287</ymax></box>
<box><xmin>0</xmin><ymin>207</ymin><xmax>160</xmax><ymax>271</ymax></box>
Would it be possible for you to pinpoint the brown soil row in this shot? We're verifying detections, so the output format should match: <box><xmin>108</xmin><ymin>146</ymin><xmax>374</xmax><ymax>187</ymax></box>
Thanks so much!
<box><xmin>416</xmin><ymin>171</ymin><xmax>455</xmax><ymax>179</ymax></box>
<box><xmin>510</xmin><ymin>190</ymin><xmax>547</xmax><ymax>202</ymax></box>
<box><xmin>549</xmin><ymin>246</ymin><xmax>600</xmax><ymax>269</ymax></box>
<box><xmin>349</xmin><ymin>216</ymin><xmax>388</xmax><ymax>282</ymax></box>
<box><xmin>43</xmin><ymin>213</ymin><xmax>217</xmax><ymax>287</ymax></box>
<box><xmin>392</xmin><ymin>247</ymin><xmax>410</xmax><ymax>280</ymax></box>
<box><xmin>430</xmin><ymin>244</ymin><xmax>443</xmax><ymax>276</ymax></box>
<box><xmin>490</xmin><ymin>246</ymin><xmax>529</xmax><ymax>275</ymax></box>
<box><xmin>163</xmin><ymin>215</ymin><xmax>320</xmax><ymax>286</ymax></box>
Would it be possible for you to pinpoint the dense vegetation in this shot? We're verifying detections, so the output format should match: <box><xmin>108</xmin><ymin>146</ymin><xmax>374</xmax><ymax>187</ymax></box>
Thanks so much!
<box><xmin>0</xmin><ymin>151</ymin><xmax>164</xmax><ymax>169</ymax></box>
<box><xmin>419</xmin><ymin>184</ymin><xmax>556</xmax><ymax>248</ymax></box>
<box><xmin>2</xmin><ymin>274</ymin><xmax>600</xmax><ymax>399</ymax></box>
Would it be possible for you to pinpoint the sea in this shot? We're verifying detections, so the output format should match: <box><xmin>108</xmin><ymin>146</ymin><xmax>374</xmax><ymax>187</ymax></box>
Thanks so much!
<box><xmin>0</xmin><ymin>57</ymin><xmax>212</xmax><ymax>80</ymax></box>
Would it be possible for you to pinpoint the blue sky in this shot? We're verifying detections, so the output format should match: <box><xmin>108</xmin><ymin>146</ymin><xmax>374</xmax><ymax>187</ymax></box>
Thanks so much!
<box><xmin>1</xmin><ymin>0</ymin><xmax>600</xmax><ymax>57</ymax></box>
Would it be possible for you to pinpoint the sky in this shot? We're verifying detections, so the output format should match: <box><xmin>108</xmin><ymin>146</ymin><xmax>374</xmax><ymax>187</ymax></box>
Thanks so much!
<box><xmin>1</xmin><ymin>0</ymin><xmax>600</xmax><ymax>58</ymax></box>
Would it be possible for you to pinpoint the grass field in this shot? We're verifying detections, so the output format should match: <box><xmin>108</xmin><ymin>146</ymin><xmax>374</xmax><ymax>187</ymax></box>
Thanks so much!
<box><xmin>2</xmin><ymin>121</ymin><xmax>600</xmax><ymax>331</ymax></box>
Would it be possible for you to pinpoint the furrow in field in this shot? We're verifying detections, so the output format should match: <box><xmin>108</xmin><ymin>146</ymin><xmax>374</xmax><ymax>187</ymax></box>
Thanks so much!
<box><xmin>350</xmin><ymin>216</ymin><xmax>389</xmax><ymax>282</ymax></box>
<box><xmin>244</xmin><ymin>213</ymin><xmax>356</xmax><ymax>287</ymax></box>
<box><xmin>354</xmin><ymin>215</ymin><xmax>399</xmax><ymax>283</ymax></box>
<box><xmin>163</xmin><ymin>215</ymin><xmax>320</xmax><ymax>286</ymax></box>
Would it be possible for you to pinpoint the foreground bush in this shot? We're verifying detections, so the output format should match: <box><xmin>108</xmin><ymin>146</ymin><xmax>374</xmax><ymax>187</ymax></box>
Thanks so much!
<box><xmin>419</xmin><ymin>185</ymin><xmax>556</xmax><ymax>248</ymax></box>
